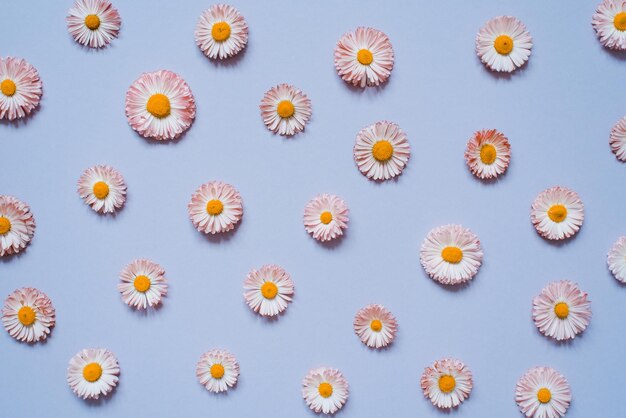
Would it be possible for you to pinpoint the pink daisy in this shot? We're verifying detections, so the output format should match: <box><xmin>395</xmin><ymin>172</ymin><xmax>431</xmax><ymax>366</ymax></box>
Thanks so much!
<box><xmin>354</xmin><ymin>121</ymin><xmax>411</xmax><ymax>181</ymax></box>
<box><xmin>420</xmin><ymin>358</ymin><xmax>473</xmax><ymax>409</ymax></box>
<box><xmin>2</xmin><ymin>287</ymin><xmax>55</xmax><ymax>343</ymax></box>
<box><xmin>531</xmin><ymin>186</ymin><xmax>584</xmax><ymax>241</ymax></box>
<box><xmin>302</xmin><ymin>367</ymin><xmax>349</xmax><ymax>414</ymax></box>
<box><xmin>243</xmin><ymin>264</ymin><xmax>294</xmax><ymax>317</ymax></box>
<box><xmin>353</xmin><ymin>304</ymin><xmax>397</xmax><ymax>349</ymax></box>
<box><xmin>67</xmin><ymin>348</ymin><xmax>120</xmax><ymax>400</ymax></box>
<box><xmin>476</xmin><ymin>16</ymin><xmax>533</xmax><ymax>73</ymax></box>
<box><xmin>464</xmin><ymin>129</ymin><xmax>511</xmax><ymax>179</ymax></box>
<box><xmin>610</xmin><ymin>116</ymin><xmax>626</xmax><ymax>161</ymax></box>
<box><xmin>260</xmin><ymin>83</ymin><xmax>312</xmax><ymax>136</ymax></box>
<box><xmin>118</xmin><ymin>259</ymin><xmax>168</xmax><ymax>310</ymax></box>
<box><xmin>196</xmin><ymin>349</ymin><xmax>239</xmax><ymax>393</ymax></box>
<box><xmin>516</xmin><ymin>367</ymin><xmax>571</xmax><ymax>418</ymax></box>
<box><xmin>593</xmin><ymin>0</ymin><xmax>626</xmax><ymax>50</ymax></box>
<box><xmin>0</xmin><ymin>57</ymin><xmax>42</xmax><ymax>121</ymax></box>
<box><xmin>66</xmin><ymin>0</ymin><xmax>121</xmax><ymax>48</ymax></box>
<box><xmin>303</xmin><ymin>194</ymin><xmax>349</xmax><ymax>242</ymax></box>
<box><xmin>0</xmin><ymin>195</ymin><xmax>36</xmax><ymax>257</ymax></box>
<box><xmin>607</xmin><ymin>236</ymin><xmax>626</xmax><ymax>283</ymax></box>
<box><xmin>125</xmin><ymin>70</ymin><xmax>196</xmax><ymax>141</ymax></box>
<box><xmin>195</xmin><ymin>4</ymin><xmax>248</xmax><ymax>59</ymax></box>
<box><xmin>532</xmin><ymin>280</ymin><xmax>591</xmax><ymax>341</ymax></box>
<box><xmin>334</xmin><ymin>27</ymin><xmax>394</xmax><ymax>88</ymax></box>
<box><xmin>188</xmin><ymin>181</ymin><xmax>243</xmax><ymax>235</ymax></box>
<box><xmin>77</xmin><ymin>165</ymin><xmax>126</xmax><ymax>214</ymax></box>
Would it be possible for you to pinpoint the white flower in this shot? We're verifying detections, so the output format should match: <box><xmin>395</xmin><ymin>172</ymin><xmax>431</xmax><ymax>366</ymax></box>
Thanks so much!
<box><xmin>302</xmin><ymin>367</ymin><xmax>349</xmax><ymax>414</ymax></box>
<box><xmin>118</xmin><ymin>259</ymin><xmax>168</xmax><ymax>309</ymax></box>
<box><xmin>195</xmin><ymin>4</ymin><xmax>248</xmax><ymax>59</ymax></box>
<box><xmin>420</xmin><ymin>358</ymin><xmax>473</xmax><ymax>409</ymax></box>
<box><xmin>515</xmin><ymin>367</ymin><xmax>571</xmax><ymax>418</ymax></box>
<box><xmin>353</xmin><ymin>121</ymin><xmax>411</xmax><ymax>181</ymax></box>
<box><xmin>608</xmin><ymin>236</ymin><xmax>626</xmax><ymax>283</ymax></box>
<box><xmin>77</xmin><ymin>165</ymin><xmax>126</xmax><ymax>214</ymax></box>
<box><xmin>196</xmin><ymin>349</ymin><xmax>239</xmax><ymax>393</ymax></box>
<box><xmin>188</xmin><ymin>181</ymin><xmax>243</xmax><ymax>234</ymax></box>
<box><xmin>532</xmin><ymin>280</ymin><xmax>591</xmax><ymax>341</ymax></box>
<box><xmin>353</xmin><ymin>304</ymin><xmax>397</xmax><ymax>348</ymax></box>
<box><xmin>2</xmin><ymin>287</ymin><xmax>55</xmax><ymax>343</ymax></box>
<box><xmin>593</xmin><ymin>0</ymin><xmax>626</xmax><ymax>50</ymax></box>
<box><xmin>530</xmin><ymin>186</ymin><xmax>584</xmax><ymax>241</ymax></box>
<box><xmin>476</xmin><ymin>16</ymin><xmax>532</xmax><ymax>73</ymax></box>
<box><xmin>243</xmin><ymin>264</ymin><xmax>294</xmax><ymax>317</ymax></box>
<box><xmin>67</xmin><ymin>348</ymin><xmax>120</xmax><ymax>400</ymax></box>
<box><xmin>260</xmin><ymin>84</ymin><xmax>312</xmax><ymax>136</ymax></box>
<box><xmin>66</xmin><ymin>0</ymin><xmax>121</xmax><ymax>48</ymax></box>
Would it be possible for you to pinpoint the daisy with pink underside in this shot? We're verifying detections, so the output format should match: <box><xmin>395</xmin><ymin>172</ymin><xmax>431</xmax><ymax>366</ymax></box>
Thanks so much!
<box><xmin>125</xmin><ymin>70</ymin><xmax>196</xmax><ymax>141</ymax></box>
<box><xmin>420</xmin><ymin>358</ymin><xmax>473</xmax><ymax>409</ymax></box>
<box><xmin>531</xmin><ymin>186</ymin><xmax>584</xmax><ymax>241</ymax></box>
<box><xmin>196</xmin><ymin>349</ymin><xmax>239</xmax><ymax>393</ymax></box>
<box><xmin>609</xmin><ymin>116</ymin><xmax>626</xmax><ymax>161</ymax></box>
<box><xmin>607</xmin><ymin>236</ymin><xmax>626</xmax><ymax>282</ymax></box>
<box><xmin>420</xmin><ymin>225</ymin><xmax>483</xmax><ymax>285</ymax></box>
<box><xmin>243</xmin><ymin>264</ymin><xmax>294</xmax><ymax>317</ymax></box>
<box><xmin>476</xmin><ymin>16</ymin><xmax>532</xmax><ymax>73</ymax></box>
<box><xmin>195</xmin><ymin>4</ymin><xmax>248</xmax><ymax>59</ymax></box>
<box><xmin>465</xmin><ymin>129</ymin><xmax>511</xmax><ymax>179</ymax></box>
<box><xmin>533</xmin><ymin>280</ymin><xmax>591</xmax><ymax>341</ymax></box>
<box><xmin>260</xmin><ymin>84</ymin><xmax>311</xmax><ymax>136</ymax></box>
<box><xmin>303</xmin><ymin>194</ymin><xmax>349</xmax><ymax>242</ymax></box>
<box><xmin>77</xmin><ymin>165</ymin><xmax>126</xmax><ymax>214</ymax></box>
<box><xmin>2</xmin><ymin>287</ymin><xmax>55</xmax><ymax>343</ymax></box>
<box><xmin>516</xmin><ymin>367</ymin><xmax>571</xmax><ymax>418</ymax></box>
<box><xmin>334</xmin><ymin>27</ymin><xmax>394</xmax><ymax>88</ymax></box>
<box><xmin>302</xmin><ymin>367</ymin><xmax>349</xmax><ymax>414</ymax></box>
<box><xmin>0</xmin><ymin>57</ymin><xmax>42</xmax><ymax>121</ymax></box>
<box><xmin>67</xmin><ymin>348</ymin><xmax>120</xmax><ymax>400</ymax></box>
<box><xmin>0</xmin><ymin>195</ymin><xmax>36</xmax><ymax>257</ymax></box>
<box><xmin>354</xmin><ymin>121</ymin><xmax>410</xmax><ymax>181</ymax></box>
<box><xmin>353</xmin><ymin>304</ymin><xmax>397</xmax><ymax>348</ymax></box>
<box><xmin>118</xmin><ymin>259</ymin><xmax>168</xmax><ymax>310</ymax></box>
<box><xmin>66</xmin><ymin>0</ymin><xmax>121</xmax><ymax>48</ymax></box>
<box><xmin>188</xmin><ymin>181</ymin><xmax>243</xmax><ymax>234</ymax></box>
<box><xmin>593</xmin><ymin>0</ymin><xmax>626</xmax><ymax>50</ymax></box>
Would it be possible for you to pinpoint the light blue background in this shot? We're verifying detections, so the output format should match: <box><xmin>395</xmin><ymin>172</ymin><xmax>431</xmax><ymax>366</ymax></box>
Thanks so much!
<box><xmin>1</xmin><ymin>0</ymin><xmax>625</xmax><ymax>416</ymax></box>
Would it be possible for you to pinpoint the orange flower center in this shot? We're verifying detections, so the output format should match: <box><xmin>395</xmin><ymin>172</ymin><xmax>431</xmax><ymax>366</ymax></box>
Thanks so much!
<box><xmin>17</xmin><ymin>306</ymin><xmax>36</xmax><ymax>326</ymax></box>
<box><xmin>210</xmin><ymin>363</ymin><xmax>225</xmax><ymax>379</ymax></box>
<box><xmin>318</xmin><ymin>382</ymin><xmax>333</xmax><ymax>398</ymax></box>
<box><xmin>370</xmin><ymin>319</ymin><xmax>382</xmax><ymax>332</ymax></box>
<box><xmin>438</xmin><ymin>375</ymin><xmax>456</xmax><ymax>393</ymax></box>
<box><xmin>146</xmin><ymin>93</ymin><xmax>171</xmax><ymax>118</ymax></box>
<box><xmin>547</xmin><ymin>204</ymin><xmax>567</xmax><ymax>223</ymax></box>
<box><xmin>615</xmin><ymin>12</ymin><xmax>626</xmax><ymax>31</ymax></box>
<box><xmin>92</xmin><ymin>181</ymin><xmax>109</xmax><ymax>199</ymax></box>
<box><xmin>357</xmin><ymin>49</ymin><xmax>374</xmax><ymax>65</ymax></box>
<box><xmin>554</xmin><ymin>302</ymin><xmax>569</xmax><ymax>319</ymax></box>
<box><xmin>319</xmin><ymin>211</ymin><xmax>333</xmax><ymax>225</ymax></box>
<box><xmin>206</xmin><ymin>199</ymin><xmax>224</xmax><ymax>216</ymax></box>
<box><xmin>372</xmin><ymin>140</ymin><xmax>393</xmax><ymax>162</ymax></box>
<box><xmin>211</xmin><ymin>21</ymin><xmax>231</xmax><ymax>42</ymax></box>
<box><xmin>537</xmin><ymin>387</ymin><xmax>552</xmax><ymax>404</ymax></box>
<box><xmin>1</xmin><ymin>79</ymin><xmax>16</xmax><ymax>97</ymax></box>
<box><xmin>261</xmin><ymin>282</ymin><xmax>278</xmax><ymax>299</ymax></box>
<box><xmin>134</xmin><ymin>275</ymin><xmax>151</xmax><ymax>292</ymax></box>
<box><xmin>441</xmin><ymin>246</ymin><xmax>463</xmax><ymax>264</ymax></box>
<box><xmin>480</xmin><ymin>144</ymin><xmax>497</xmax><ymax>164</ymax></box>
<box><xmin>494</xmin><ymin>35</ymin><xmax>514</xmax><ymax>55</ymax></box>
<box><xmin>83</xmin><ymin>363</ymin><xmax>103</xmax><ymax>382</ymax></box>
<box><xmin>84</xmin><ymin>14</ymin><xmax>101</xmax><ymax>30</ymax></box>
<box><xmin>277</xmin><ymin>100</ymin><xmax>295</xmax><ymax>118</ymax></box>
<box><xmin>0</xmin><ymin>216</ymin><xmax>11</xmax><ymax>235</ymax></box>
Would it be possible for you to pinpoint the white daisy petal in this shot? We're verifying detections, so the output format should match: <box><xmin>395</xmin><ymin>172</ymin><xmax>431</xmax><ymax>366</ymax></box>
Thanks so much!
<box><xmin>530</xmin><ymin>186</ymin><xmax>584</xmax><ymax>241</ymax></box>
<box><xmin>77</xmin><ymin>165</ymin><xmax>127</xmax><ymax>214</ymax></box>
<box><xmin>302</xmin><ymin>367</ymin><xmax>349</xmax><ymax>414</ymax></box>
<box><xmin>196</xmin><ymin>349</ymin><xmax>239</xmax><ymax>393</ymax></box>
<box><xmin>476</xmin><ymin>16</ymin><xmax>532</xmax><ymax>73</ymax></box>
<box><xmin>303</xmin><ymin>194</ymin><xmax>349</xmax><ymax>242</ymax></box>
<box><xmin>67</xmin><ymin>348</ymin><xmax>120</xmax><ymax>400</ymax></box>
<box><xmin>354</xmin><ymin>121</ymin><xmax>410</xmax><ymax>181</ymax></box>
<box><xmin>420</xmin><ymin>358</ymin><xmax>473</xmax><ymax>409</ymax></box>
<box><xmin>593</xmin><ymin>0</ymin><xmax>626</xmax><ymax>50</ymax></box>
<box><xmin>66</xmin><ymin>0</ymin><xmax>121</xmax><ymax>49</ymax></box>
<box><xmin>515</xmin><ymin>367</ymin><xmax>571</xmax><ymax>418</ymax></box>
<box><xmin>353</xmin><ymin>304</ymin><xmax>397</xmax><ymax>348</ymax></box>
<box><xmin>532</xmin><ymin>280</ymin><xmax>591</xmax><ymax>341</ymax></box>
<box><xmin>195</xmin><ymin>4</ymin><xmax>248</xmax><ymax>59</ymax></box>
<box><xmin>2</xmin><ymin>287</ymin><xmax>55</xmax><ymax>343</ymax></box>
<box><xmin>243</xmin><ymin>264</ymin><xmax>294</xmax><ymax>317</ymax></box>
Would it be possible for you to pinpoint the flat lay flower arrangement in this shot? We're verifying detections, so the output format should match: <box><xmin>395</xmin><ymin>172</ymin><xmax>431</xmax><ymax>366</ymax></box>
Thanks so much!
<box><xmin>1</xmin><ymin>1</ymin><xmax>626</xmax><ymax>417</ymax></box>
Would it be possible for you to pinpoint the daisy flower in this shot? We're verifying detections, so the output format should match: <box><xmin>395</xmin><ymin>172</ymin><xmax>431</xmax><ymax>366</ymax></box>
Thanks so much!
<box><xmin>353</xmin><ymin>304</ymin><xmax>397</xmax><ymax>349</ymax></box>
<box><xmin>420</xmin><ymin>225</ymin><xmax>483</xmax><ymax>285</ymax></box>
<box><xmin>531</xmin><ymin>186</ymin><xmax>584</xmax><ymax>241</ymax></box>
<box><xmin>259</xmin><ymin>84</ymin><xmax>312</xmax><ymax>136</ymax></box>
<box><xmin>334</xmin><ymin>27</ymin><xmax>394</xmax><ymax>88</ymax></box>
<box><xmin>196</xmin><ymin>349</ymin><xmax>239</xmax><ymax>393</ymax></box>
<box><xmin>303</xmin><ymin>194</ymin><xmax>349</xmax><ymax>242</ymax></box>
<box><xmin>118</xmin><ymin>259</ymin><xmax>168</xmax><ymax>310</ymax></box>
<box><xmin>195</xmin><ymin>4</ymin><xmax>248</xmax><ymax>60</ymax></box>
<box><xmin>0</xmin><ymin>57</ymin><xmax>42</xmax><ymax>121</ymax></box>
<box><xmin>610</xmin><ymin>116</ymin><xmax>626</xmax><ymax>161</ymax></box>
<box><xmin>420</xmin><ymin>358</ymin><xmax>473</xmax><ymax>409</ymax></box>
<box><xmin>464</xmin><ymin>129</ymin><xmax>511</xmax><ymax>179</ymax></box>
<box><xmin>2</xmin><ymin>287</ymin><xmax>55</xmax><ymax>343</ymax></box>
<box><xmin>243</xmin><ymin>264</ymin><xmax>294</xmax><ymax>317</ymax></box>
<box><xmin>476</xmin><ymin>16</ymin><xmax>533</xmax><ymax>73</ymax></box>
<box><xmin>515</xmin><ymin>367</ymin><xmax>571</xmax><ymax>418</ymax></box>
<box><xmin>67</xmin><ymin>348</ymin><xmax>120</xmax><ymax>400</ymax></box>
<box><xmin>354</xmin><ymin>121</ymin><xmax>411</xmax><ymax>181</ymax></box>
<box><xmin>532</xmin><ymin>280</ymin><xmax>591</xmax><ymax>341</ymax></box>
<box><xmin>77</xmin><ymin>165</ymin><xmax>126</xmax><ymax>214</ymax></box>
<box><xmin>0</xmin><ymin>195</ymin><xmax>36</xmax><ymax>257</ymax></box>
<box><xmin>593</xmin><ymin>0</ymin><xmax>626</xmax><ymax>50</ymax></box>
<box><xmin>188</xmin><ymin>181</ymin><xmax>243</xmax><ymax>235</ymax></box>
<box><xmin>302</xmin><ymin>367</ymin><xmax>349</xmax><ymax>414</ymax></box>
<box><xmin>608</xmin><ymin>236</ymin><xmax>626</xmax><ymax>282</ymax></box>
<box><xmin>66</xmin><ymin>0</ymin><xmax>121</xmax><ymax>49</ymax></box>
<box><xmin>125</xmin><ymin>70</ymin><xmax>196</xmax><ymax>141</ymax></box>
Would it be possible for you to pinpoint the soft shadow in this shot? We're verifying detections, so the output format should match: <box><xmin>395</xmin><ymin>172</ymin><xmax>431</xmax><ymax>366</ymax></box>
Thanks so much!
<box><xmin>604</xmin><ymin>46</ymin><xmax>626</xmax><ymax>62</ymax></box>
<box><xmin>243</xmin><ymin>300</ymin><xmax>292</xmax><ymax>324</ymax></box>
<box><xmin>0</xmin><ymin>104</ymin><xmax>42</xmax><ymax>127</ymax></box>
<box><xmin>434</xmin><ymin>280</ymin><xmax>473</xmax><ymax>292</ymax></box>
<box><xmin>317</xmin><ymin>229</ymin><xmax>347</xmax><ymax>250</ymax></box>
<box><xmin>198</xmin><ymin>218</ymin><xmax>242</xmax><ymax>244</ymax></box>
<box><xmin>535</xmin><ymin>229</ymin><xmax>580</xmax><ymax>248</ymax></box>
<box><xmin>342</xmin><ymin>76</ymin><xmax>391</xmax><ymax>95</ymax></box>
<box><xmin>84</xmin><ymin>383</ymin><xmax>119</xmax><ymax>407</ymax></box>
<box><xmin>478</xmin><ymin>56</ymin><xmax>531</xmax><ymax>80</ymax></box>
<box><xmin>203</xmin><ymin>46</ymin><xmax>248</xmax><ymax>68</ymax></box>
<box><xmin>0</xmin><ymin>247</ymin><xmax>29</xmax><ymax>263</ymax></box>
<box><xmin>129</xmin><ymin>300</ymin><xmax>165</xmax><ymax>318</ymax></box>
<box><xmin>141</xmin><ymin>126</ymin><xmax>191</xmax><ymax>146</ymax></box>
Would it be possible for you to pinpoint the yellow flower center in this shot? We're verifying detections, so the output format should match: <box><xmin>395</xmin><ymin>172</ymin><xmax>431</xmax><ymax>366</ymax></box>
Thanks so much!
<box><xmin>537</xmin><ymin>387</ymin><xmax>552</xmax><ymax>404</ymax></box>
<box><xmin>0</xmin><ymin>216</ymin><xmax>11</xmax><ymax>235</ymax></box>
<box><xmin>438</xmin><ymin>375</ymin><xmax>456</xmax><ymax>393</ymax></box>
<box><xmin>370</xmin><ymin>319</ymin><xmax>383</xmax><ymax>332</ymax></box>
<box><xmin>17</xmin><ymin>306</ymin><xmax>36</xmax><ymax>326</ymax></box>
<box><xmin>261</xmin><ymin>281</ymin><xmax>278</xmax><ymax>299</ymax></box>
<box><xmin>547</xmin><ymin>204</ymin><xmax>567</xmax><ymax>223</ymax></box>
<box><xmin>480</xmin><ymin>144</ymin><xmax>497</xmax><ymax>165</ymax></box>
<box><xmin>554</xmin><ymin>302</ymin><xmax>569</xmax><ymax>319</ymax></box>
<box><xmin>210</xmin><ymin>363</ymin><xmax>225</xmax><ymax>379</ymax></box>
<box><xmin>615</xmin><ymin>12</ymin><xmax>626</xmax><ymax>31</ymax></box>
<box><xmin>441</xmin><ymin>246</ymin><xmax>463</xmax><ymax>264</ymax></box>
<box><xmin>372</xmin><ymin>140</ymin><xmax>394</xmax><ymax>162</ymax></box>
<box><xmin>494</xmin><ymin>35</ymin><xmax>514</xmax><ymax>55</ymax></box>
<box><xmin>133</xmin><ymin>275</ymin><xmax>151</xmax><ymax>292</ymax></box>
<box><xmin>206</xmin><ymin>199</ymin><xmax>224</xmax><ymax>216</ymax></box>
<box><xmin>211</xmin><ymin>21</ymin><xmax>231</xmax><ymax>42</ymax></box>
<box><xmin>84</xmin><ymin>14</ymin><xmax>101</xmax><ymax>30</ymax></box>
<box><xmin>146</xmin><ymin>93</ymin><xmax>171</xmax><ymax>119</ymax></box>
<box><xmin>1</xmin><ymin>79</ymin><xmax>16</xmax><ymax>97</ymax></box>
<box><xmin>319</xmin><ymin>211</ymin><xmax>333</xmax><ymax>225</ymax></box>
<box><xmin>83</xmin><ymin>362</ymin><xmax>103</xmax><ymax>382</ymax></box>
<box><xmin>92</xmin><ymin>181</ymin><xmax>109</xmax><ymax>200</ymax></box>
<box><xmin>276</xmin><ymin>100</ymin><xmax>295</xmax><ymax>118</ymax></box>
<box><xmin>357</xmin><ymin>49</ymin><xmax>374</xmax><ymax>65</ymax></box>
<box><xmin>318</xmin><ymin>382</ymin><xmax>333</xmax><ymax>398</ymax></box>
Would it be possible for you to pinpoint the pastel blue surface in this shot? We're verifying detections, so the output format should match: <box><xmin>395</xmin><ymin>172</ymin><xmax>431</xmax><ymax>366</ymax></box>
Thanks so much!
<box><xmin>1</xmin><ymin>0</ymin><xmax>625</xmax><ymax>417</ymax></box>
